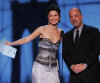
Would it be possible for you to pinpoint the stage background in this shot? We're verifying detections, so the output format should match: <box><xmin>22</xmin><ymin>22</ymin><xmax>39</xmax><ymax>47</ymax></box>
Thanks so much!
<box><xmin>0</xmin><ymin>0</ymin><xmax>100</xmax><ymax>83</ymax></box>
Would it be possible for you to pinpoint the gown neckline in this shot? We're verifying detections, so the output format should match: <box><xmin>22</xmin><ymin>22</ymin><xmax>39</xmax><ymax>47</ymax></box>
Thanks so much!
<box><xmin>39</xmin><ymin>38</ymin><xmax>61</xmax><ymax>44</ymax></box>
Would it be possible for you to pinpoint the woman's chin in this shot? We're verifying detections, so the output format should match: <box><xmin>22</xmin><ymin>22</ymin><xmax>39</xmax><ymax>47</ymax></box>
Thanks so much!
<box><xmin>50</xmin><ymin>23</ymin><xmax>57</xmax><ymax>26</ymax></box>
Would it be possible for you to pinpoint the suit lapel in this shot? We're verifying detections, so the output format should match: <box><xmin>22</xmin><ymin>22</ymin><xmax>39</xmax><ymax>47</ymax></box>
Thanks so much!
<box><xmin>69</xmin><ymin>28</ymin><xmax>74</xmax><ymax>45</ymax></box>
<box><xmin>67</xmin><ymin>29</ymin><xmax>76</xmax><ymax>53</ymax></box>
<box><xmin>77</xmin><ymin>25</ymin><xmax>88</xmax><ymax>47</ymax></box>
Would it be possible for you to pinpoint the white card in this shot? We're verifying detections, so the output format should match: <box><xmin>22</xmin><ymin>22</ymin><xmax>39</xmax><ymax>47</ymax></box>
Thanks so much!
<box><xmin>0</xmin><ymin>38</ymin><xmax>17</xmax><ymax>59</ymax></box>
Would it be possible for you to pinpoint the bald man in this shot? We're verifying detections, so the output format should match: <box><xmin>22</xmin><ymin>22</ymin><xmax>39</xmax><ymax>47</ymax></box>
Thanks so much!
<box><xmin>63</xmin><ymin>8</ymin><xmax>100</xmax><ymax>83</ymax></box>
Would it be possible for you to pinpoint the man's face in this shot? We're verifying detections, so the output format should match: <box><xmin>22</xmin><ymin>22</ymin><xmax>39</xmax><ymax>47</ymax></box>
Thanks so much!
<box><xmin>69</xmin><ymin>8</ymin><xmax>83</xmax><ymax>28</ymax></box>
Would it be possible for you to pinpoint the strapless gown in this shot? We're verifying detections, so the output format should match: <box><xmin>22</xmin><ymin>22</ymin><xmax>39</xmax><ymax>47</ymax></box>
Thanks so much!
<box><xmin>32</xmin><ymin>38</ymin><xmax>60</xmax><ymax>83</ymax></box>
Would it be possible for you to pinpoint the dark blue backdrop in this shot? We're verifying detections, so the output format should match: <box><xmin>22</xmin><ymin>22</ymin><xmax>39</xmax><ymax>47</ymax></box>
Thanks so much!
<box><xmin>0</xmin><ymin>0</ymin><xmax>100</xmax><ymax>83</ymax></box>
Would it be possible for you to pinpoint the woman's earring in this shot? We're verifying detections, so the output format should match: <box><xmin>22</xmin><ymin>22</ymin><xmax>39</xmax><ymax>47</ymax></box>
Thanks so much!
<box><xmin>48</xmin><ymin>22</ymin><xmax>50</xmax><ymax>24</ymax></box>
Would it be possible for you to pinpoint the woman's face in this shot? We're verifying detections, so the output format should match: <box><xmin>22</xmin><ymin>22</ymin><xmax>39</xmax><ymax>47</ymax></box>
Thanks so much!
<box><xmin>48</xmin><ymin>10</ymin><xmax>60</xmax><ymax>25</ymax></box>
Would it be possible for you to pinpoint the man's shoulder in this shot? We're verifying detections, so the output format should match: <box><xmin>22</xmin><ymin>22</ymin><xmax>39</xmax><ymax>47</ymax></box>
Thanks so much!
<box><xmin>64</xmin><ymin>29</ymin><xmax>73</xmax><ymax>36</ymax></box>
<box><xmin>84</xmin><ymin>24</ymin><xmax>99</xmax><ymax>31</ymax></box>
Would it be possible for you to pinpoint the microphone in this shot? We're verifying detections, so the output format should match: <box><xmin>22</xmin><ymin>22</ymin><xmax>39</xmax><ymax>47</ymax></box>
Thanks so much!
<box><xmin>61</xmin><ymin>30</ymin><xmax>64</xmax><ymax>83</ymax></box>
<box><xmin>61</xmin><ymin>31</ymin><xmax>64</xmax><ymax>38</ymax></box>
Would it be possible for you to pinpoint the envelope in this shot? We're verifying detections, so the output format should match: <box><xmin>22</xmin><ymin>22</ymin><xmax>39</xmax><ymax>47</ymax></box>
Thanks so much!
<box><xmin>0</xmin><ymin>38</ymin><xmax>17</xmax><ymax>59</ymax></box>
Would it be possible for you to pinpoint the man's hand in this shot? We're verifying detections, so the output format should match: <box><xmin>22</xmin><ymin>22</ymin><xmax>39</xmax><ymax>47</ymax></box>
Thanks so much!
<box><xmin>71</xmin><ymin>63</ymin><xmax>87</xmax><ymax>74</ymax></box>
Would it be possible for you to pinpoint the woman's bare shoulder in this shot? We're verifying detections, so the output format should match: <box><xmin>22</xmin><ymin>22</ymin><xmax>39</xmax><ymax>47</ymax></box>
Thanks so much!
<box><xmin>35</xmin><ymin>25</ymin><xmax>48</xmax><ymax>35</ymax></box>
<box><xmin>38</xmin><ymin>25</ymin><xmax>48</xmax><ymax>30</ymax></box>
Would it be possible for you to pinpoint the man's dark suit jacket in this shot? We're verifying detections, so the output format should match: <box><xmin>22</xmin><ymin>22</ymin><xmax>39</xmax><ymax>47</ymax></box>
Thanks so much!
<box><xmin>63</xmin><ymin>24</ymin><xmax>100</xmax><ymax>79</ymax></box>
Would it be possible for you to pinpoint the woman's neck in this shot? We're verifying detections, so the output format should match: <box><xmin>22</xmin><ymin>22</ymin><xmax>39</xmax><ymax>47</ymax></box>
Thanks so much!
<box><xmin>48</xmin><ymin>24</ymin><xmax>57</xmax><ymax>30</ymax></box>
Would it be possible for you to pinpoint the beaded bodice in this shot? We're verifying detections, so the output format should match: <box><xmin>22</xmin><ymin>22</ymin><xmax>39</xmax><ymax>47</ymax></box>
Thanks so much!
<box><xmin>35</xmin><ymin>38</ymin><xmax>60</xmax><ymax>68</ymax></box>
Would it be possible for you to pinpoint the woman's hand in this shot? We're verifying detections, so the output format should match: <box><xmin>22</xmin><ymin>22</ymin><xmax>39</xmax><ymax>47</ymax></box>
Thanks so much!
<box><xmin>5</xmin><ymin>41</ymin><xmax>12</xmax><ymax>45</ymax></box>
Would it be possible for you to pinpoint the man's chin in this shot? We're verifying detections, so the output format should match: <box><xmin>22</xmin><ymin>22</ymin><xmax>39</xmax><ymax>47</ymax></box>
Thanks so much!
<box><xmin>73</xmin><ymin>24</ymin><xmax>78</xmax><ymax>28</ymax></box>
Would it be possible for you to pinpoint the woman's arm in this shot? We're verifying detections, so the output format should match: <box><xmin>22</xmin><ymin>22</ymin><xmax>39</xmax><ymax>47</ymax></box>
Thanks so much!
<box><xmin>6</xmin><ymin>27</ymin><xmax>43</xmax><ymax>46</ymax></box>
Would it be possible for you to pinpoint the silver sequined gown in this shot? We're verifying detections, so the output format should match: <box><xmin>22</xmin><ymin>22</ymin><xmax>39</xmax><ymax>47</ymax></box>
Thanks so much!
<box><xmin>32</xmin><ymin>38</ymin><xmax>60</xmax><ymax>83</ymax></box>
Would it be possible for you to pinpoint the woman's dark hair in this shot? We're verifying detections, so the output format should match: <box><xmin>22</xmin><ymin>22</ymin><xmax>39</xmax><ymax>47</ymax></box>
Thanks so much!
<box><xmin>47</xmin><ymin>4</ymin><xmax>61</xmax><ymax>17</ymax></box>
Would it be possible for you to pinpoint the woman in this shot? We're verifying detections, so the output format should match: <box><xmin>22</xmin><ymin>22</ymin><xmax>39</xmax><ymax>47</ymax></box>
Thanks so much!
<box><xmin>6</xmin><ymin>4</ymin><xmax>62</xmax><ymax>83</ymax></box>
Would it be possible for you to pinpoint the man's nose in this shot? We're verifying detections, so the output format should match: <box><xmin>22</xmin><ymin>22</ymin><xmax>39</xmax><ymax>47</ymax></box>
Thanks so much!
<box><xmin>72</xmin><ymin>16</ymin><xmax>75</xmax><ymax>20</ymax></box>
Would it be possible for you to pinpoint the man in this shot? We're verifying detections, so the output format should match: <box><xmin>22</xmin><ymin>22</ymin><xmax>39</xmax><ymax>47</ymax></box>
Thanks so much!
<box><xmin>63</xmin><ymin>8</ymin><xmax>100</xmax><ymax>83</ymax></box>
